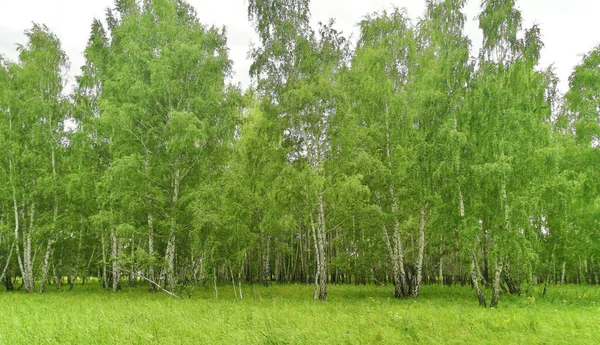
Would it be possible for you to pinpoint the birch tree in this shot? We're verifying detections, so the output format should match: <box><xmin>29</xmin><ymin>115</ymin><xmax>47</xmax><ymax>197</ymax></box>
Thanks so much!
<box><xmin>248</xmin><ymin>0</ymin><xmax>349</xmax><ymax>300</ymax></box>
<box><xmin>0</xmin><ymin>24</ymin><xmax>68</xmax><ymax>293</ymax></box>
<box><xmin>348</xmin><ymin>8</ymin><xmax>416</xmax><ymax>298</ymax></box>
<box><xmin>79</xmin><ymin>0</ymin><xmax>236</xmax><ymax>292</ymax></box>
<box><xmin>470</xmin><ymin>0</ymin><xmax>551</xmax><ymax>307</ymax></box>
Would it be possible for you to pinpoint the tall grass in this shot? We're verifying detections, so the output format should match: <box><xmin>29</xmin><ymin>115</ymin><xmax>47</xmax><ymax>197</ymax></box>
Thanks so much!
<box><xmin>1</xmin><ymin>282</ymin><xmax>598</xmax><ymax>344</ymax></box>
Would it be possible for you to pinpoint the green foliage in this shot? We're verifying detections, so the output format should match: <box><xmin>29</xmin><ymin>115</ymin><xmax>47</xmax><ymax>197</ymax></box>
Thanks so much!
<box><xmin>0</xmin><ymin>0</ymin><xmax>599</xmax><ymax>308</ymax></box>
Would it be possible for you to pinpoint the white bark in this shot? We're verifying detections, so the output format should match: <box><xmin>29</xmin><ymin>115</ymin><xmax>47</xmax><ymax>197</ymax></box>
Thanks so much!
<box><xmin>0</xmin><ymin>241</ymin><xmax>15</xmax><ymax>284</ymax></box>
<box><xmin>148</xmin><ymin>211</ymin><xmax>155</xmax><ymax>292</ymax></box>
<box><xmin>129</xmin><ymin>234</ymin><xmax>136</xmax><ymax>287</ymax></box>
<box><xmin>263</xmin><ymin>235</ymin><xmax>270</xmax><ymax>284</ymax></box>
<box><xmin>471</xmin><ymin>251</ymin><xmax>487</xmax><ymax>307</ymax></box>
<box><xmin>383</xmin><ymin>224</ymin><xmax>406</xmax><ymax>298</ymax></box>
<box><xmin>163</xmin><ymin>233</ymin><xmax>176</xmax><ymax>290</ymax></box>
<box><xmin>111</xmin><ymin>229</ymin><xmax>119</xmax><ymax>293</ymax></box>
<box><xmin>491</xmin><ymin>257</ymin><xmax>504</xmax><ymax>308</ymax></box>
<box><xmin>543</xmin><ymin>245</ymin><xmax>556</xmax><ymax>296</ymax></box>
<box><xmin>70</xmin><ymin>217</ymin><xmax>84</xmax><ymax>290</ymax></box>
<box><xmin>22</xmin><ymin>201</ymin><xmax>34</xmax><ymax>292</ymax></box>
<box><xmin>316</xmin><ymin>192</ymin><xmax>327</xmax><ymax>300</ymax></box>
<box><xmin>383</xmin><ymin>103</ymin><xmax>408</xmax><ymax>298</ymax></box>
<box><xmin>413</xmin><ymin>203</ymin><xmax>426</xmax><ymax>297</ymax></box>
<box><xmin>145</xmin><ymin>155</ymin><xmax>156</xmax><ymax>291</ymax></box>
<box><xmin>101</xmin><ymin>231</ymin><xmax>107</xmax><ymax>288</ymax></box>
<box><xmin>439</xmin><ymin>254</ymin><xmax>443</xmax><ymax>287</ymax></box>
<box><xmin>162</xmin><ymin>169</ymin><xmax>180</xmax><ymax>291</ymax></box>
<box><xmin>311</xmin><ymin>213</ymin><xmax>320</xmax><ymax>300</ymax></box>
<box><xmin>213</xmin><ymin>268</ymin><xmax>218</xmax><ymax>299</ymax></box>
<box><xmin>39</xmin><ymin>238</ymin><xmax>54</xmax><ymax>293</ymax></box>
<box><xmin>12</xmin><ymin>191</ymin><xmax>25</xmax><ymax>290</ymax></box>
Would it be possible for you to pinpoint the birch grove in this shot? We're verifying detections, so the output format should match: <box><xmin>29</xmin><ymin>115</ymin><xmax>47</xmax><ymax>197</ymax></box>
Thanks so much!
<box><xmin>0</xmin><ymin>0</ymin><xmax>598</xmax><ymax>307</ymax></box>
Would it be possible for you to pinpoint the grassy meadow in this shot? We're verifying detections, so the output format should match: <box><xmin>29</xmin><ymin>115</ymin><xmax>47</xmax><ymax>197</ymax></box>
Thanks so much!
<box><xmin>1</xmin><ymin>282</ymin><xmax>598</xmax><ymax>344</ymax></box>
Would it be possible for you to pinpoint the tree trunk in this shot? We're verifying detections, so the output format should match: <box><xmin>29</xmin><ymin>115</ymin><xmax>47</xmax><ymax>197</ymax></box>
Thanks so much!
<box><xmin>213</xmin><ymin>268</ymin><xmax>218</xmax><ymax>299</ymax></box>
<box><xmin>162</xmin><ymin>169</ymin><xmax>180</xmax><ymax>291</ymax></box>
<box><xmin>1</xmin><ymin>241</ymin><xmax>15</xmax><ymax>291</ymax></box>
<box><xmin>413</xmin><ymin>203</ymin><xmax>426</xmax><ymax>297</ymax></box>
<box><xmin>578</xmin><ymin>256</ymin><xmax>582</xmax><ymax>284</ymax></box>
<box><xmin>316</xmin><ymin>192</ymin><xmax>327</xmax><ymax>301</ymax></box>
<box><xmin>439</xmin><ymin>241</ymin><xmax>444</xmax><ymax>287</ymax></box>
<box><xmin>309</xmin><ymin>189</ymin><xmax>328</xmax><ymax>301</ymax></box>
<box><xmin>491</xmin><ymin>174</ymin><xmax>510</xmax><ymax>307</ymax></box>
<box><xmin>471</xmin><ymin>251</ymin><xmax>486</xmax><ymax>307</ymax></box>
<box><xmin>110</xmin><ymin>229</ymin><xmax>119</xmax><ymax>293</ymax></box>
<box><xmin>491</xmin><ymin>257</ymin><xmax>504</xmax><ymax>308</ymax></box>
<box><xmin>145</xmin><ymin>156</ymin><xmax>156</xmax><ymax>292</ymax></box>
<box><xmin>12</xmin><ymin>191</ymin><xmax>26</xmax><ymax>291</ymax></box>
<box><xmin>45</xmin><ymin>146</ymin><xmax>58</xmax><ymax>292</ymax></box>
<box><xmin>383</xmin><ymin>186</ymin><xmax>408</xmax><ymax>298</ymax></box>
<box><xmin>24</xmin><ymin>227</ymin><xmax>33</xmax><ymax>292</ymax></box>
<box><xmin>162</xmin><ymin>232</ymin><xmax>176</xmax><ymax>291</ymax></box>
<box><xmin>482</xmin><ymin>231</ymin><xmax>490</xmax><ymax>284</ymax></box>
<box><xmin>383</xmin><ymin>103</ymin><xmax>408</xmax><ymax>298</ymax></box>
<box><xmin>148</xmin><ymin>211</ymin><xmax>156</xmax><ymax>292</ymax></box>
<box><xmin>53</xmin><ymin>259</ymin><xmax>63</xmax><ymax>290</ymax></box>
<box><xmin>39</xmin><ymin>238</ymin><xmax>53</xmax><ymax>293</ymax></box>
<box><xmin>83</xmin><ymin>246</ymin><xmax>96</xmax><ymax>285</ymax></box>
<box><xmin>129</xmin><ymin>233</ymin><xmax>136</xmax><ymax>287</ymax></box>
<box><xmin>543</xmin><ymin>245</ymin><xmax>556</xmax><ymax>296</ymax></box>
<box><xmin>262</xmin><ymin>234</ymin><xmax>270</xmax><ymax>285</ymax></box>
<box><xmin>70</xmin><ymin>216</ymin><xmax>84</xmax><ymax>290</ymax></box>
<box><xmin>504</xmin><ymin>260</ymin><xmax>519</xmax><ymax>295</ymax></box>
<box><xmin>101</xmin><ymin>232</ymin><xmax>108</xmax><ymax>288</ymax></box>
<box><xmin>230</xmin><ymin>264</ymin><xmax>237</xmax><ymax>299</ymax></box>
<box><xmin>21</xmin><ymin>201</ymin><xmax>35</xmax><ymax>293</ymax></box>
<box><xmin>4</xmin><ymin>267</ymin><xmax>14</xmax><ymax>291</ymax></box>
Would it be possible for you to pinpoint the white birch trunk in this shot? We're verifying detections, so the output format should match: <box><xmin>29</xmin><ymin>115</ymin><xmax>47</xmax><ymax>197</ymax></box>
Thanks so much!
<box><xmin>383</xmin><ymin>224</ymin><xmax>405</xmax><ymax>298</ymax></box>
<box><xmin>311</xmin><ymin>214</ymin><xmax>320</xmax><ymax>300</ymax></box>
<box><xmin>439</xmin><ymin>254</ymin><xmax>443</xmax><ymax>287</ymax></box>
<box><xmin>471</xmin><ymin>251</ymin><xmax>487</xmax><ymax>307</ymax></box>
<box><xmin>145</xmin><ymin>155</ymin><xmax>156</xmax><ymax>291</ymax></box>
<box><xmin>163</xmin><ymin>232</ymin><xmax>176</xmax><ymax>290</ymax></box>
<box><xmin>70</xmin><ymin>217</ymin><xmax>84</xmax><ymax>290</ymax></box>
<box><xmin>101</xmin><ymin>231</ymin><xmax>107</xmax><ymax>289</ymax></box>
<box><xmin>491</xmin><ymin>174</ymin><xmax>511</xmax><ymax>307</ymax></box>
<box><xmin>12</xmin><ymin>190</ymin><xmax>25</xmax><ymax>290</ymax></box>
<box><xmin>39</xmin><ymin>238</ymin><xmax>54</xmax><ymax>293</ymax></box>
<box><xmin>42</xmin><ymin>146</ymin><xmax>58</xmax><ymax>292</ymax></box>
<box><xmin>384</xmin><ymin>103</ymin><xmax>408</xmax><ymax>298</ymax></box>
<box><xmin>162</xmin><ymin>169</ymin><xmax>180</xmax><ymax>291</ymax></box>
<box><xmin>316</xmin><ymin>191</ymin><xmax>327</xmax><ymax>300</ymax></box>
<box><xmin>111</xmin><ymin>229</ymin><xmax>119</xmax><ymax>293</ymax></box>
<box><xmin>129</xmin><ymin>234</ymin><xmax>136</xmax><ymax>287</ymax></box>
<box><xmin>262</xmin><ymin>235</ymin><xmax>270</xmax><ymax>285</ymax></box>
<box><xmin>413</xmin><ymin>203</ymin><xmax>426</xmax><ymax>297</ymax></box>
<box><xmin>23</xmin><ymin>201</ymin><xmax>34</xmax><ymax>293</ymax></box>
<box><xmin>543</xmin><ymin>245</ymin><xmax>556</xmax><ymax>296</ymax></box>
<box><xmin>148</xmin><ymin>211</ymin><xmax>155</xmax><ymax>292</ymax></box>
<box><xmin>491</xmin><ymin>257</ymin><xmax>504</xmax><ymax>308</ymax></box>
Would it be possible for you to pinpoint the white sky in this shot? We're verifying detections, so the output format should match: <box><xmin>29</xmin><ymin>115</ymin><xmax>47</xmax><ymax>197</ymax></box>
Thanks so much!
<box><xmin>1</xmin><ymin>0</ymin><xmax>599</xmax><ymax>94</ymax></box>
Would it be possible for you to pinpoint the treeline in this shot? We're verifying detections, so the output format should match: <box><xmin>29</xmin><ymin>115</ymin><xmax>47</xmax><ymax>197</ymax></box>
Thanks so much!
<box><xmin>0</xmin><ymin>0</ymin><xmax>598</xmax><ymax>307</ymax></box>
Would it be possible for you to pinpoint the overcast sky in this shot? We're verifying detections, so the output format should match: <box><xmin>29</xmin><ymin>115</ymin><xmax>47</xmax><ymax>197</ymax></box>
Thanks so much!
<box><xmin>1</xmin><ymin>0</ymin><xmax>599</xmax><ymax>94</ymax></box>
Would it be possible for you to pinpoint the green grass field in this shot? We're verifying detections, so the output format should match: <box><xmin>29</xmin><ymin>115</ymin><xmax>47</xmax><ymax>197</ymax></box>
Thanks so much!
<box><xmin>1</xmin><ymin>282</ymin><xmax>598</xmax><ymax>344</ymax></box>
